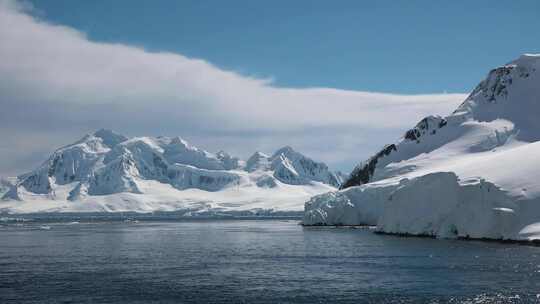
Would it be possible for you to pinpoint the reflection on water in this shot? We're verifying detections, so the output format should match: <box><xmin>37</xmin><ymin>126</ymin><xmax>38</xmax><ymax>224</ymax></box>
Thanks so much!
<box><xmin>1</xmin><ymin>218</ymin><xmax>539</xmax><ymax>303</ymax></box>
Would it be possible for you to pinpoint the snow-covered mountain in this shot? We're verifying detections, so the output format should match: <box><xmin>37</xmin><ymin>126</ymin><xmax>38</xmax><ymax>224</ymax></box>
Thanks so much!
<box><xmin>304</xmin><ymin>54</ymin><xmax>540</xmax><ymax>242</ymax></box>
<box><xmin>1</xmin><ymin>130</ymin><xmax>342</xmax><ymax>214</ymax></box>
<box><xmin>246</xmin><ymin>146</ymin><xmax>343</xmax><ymax>186</ymax></box>
<box><xmin>0</xmin><ymin>177</ymin><xmax>15</xmax><ymax>198</ymax></box>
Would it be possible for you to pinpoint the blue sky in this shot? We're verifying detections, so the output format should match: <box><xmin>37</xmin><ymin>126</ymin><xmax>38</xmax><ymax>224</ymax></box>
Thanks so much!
<box><xmin>0</xmin><ymin>0</ymin><xmax>538</xmax><ymax>175</ymax></box>
<box><xmin>27</xmin><ymin>0</ymin><xmax>540</xmax><ymax>93</ymax></box>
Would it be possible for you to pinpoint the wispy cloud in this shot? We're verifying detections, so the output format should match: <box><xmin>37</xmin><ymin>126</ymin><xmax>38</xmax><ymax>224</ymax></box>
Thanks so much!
<box><xmin>0</xmin><ymin>0</ymin><xmax>467</xmax><ymax>176</ymax></box>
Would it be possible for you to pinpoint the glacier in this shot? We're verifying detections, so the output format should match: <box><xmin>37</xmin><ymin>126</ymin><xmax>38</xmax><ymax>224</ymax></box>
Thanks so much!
<box><xmin>0</xmin><ymin>131</ymin><xmax>343</xmax><ymax>214</ymax></box>
<box><xmin>304</xmin><ymin>54</ymin><xmax>540</xmax><ymax>242</ymax></box>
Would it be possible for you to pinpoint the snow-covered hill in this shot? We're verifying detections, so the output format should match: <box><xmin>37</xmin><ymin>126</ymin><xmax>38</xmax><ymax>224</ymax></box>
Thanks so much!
<box><xmin>1</xmin><ymin>130</ymin><xmax>341</xmax><ymax>214</ymax></box>
<box><xmin>304</xmin><ymin>54</ymin><xmax>540</xmax><ymax>242</ymax></box>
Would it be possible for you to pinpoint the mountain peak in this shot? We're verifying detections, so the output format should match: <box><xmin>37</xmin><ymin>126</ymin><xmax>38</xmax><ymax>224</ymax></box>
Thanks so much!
<box><xmin>93</xmin><ymin>129</ymin><xmax>128</xmax><ymax>147</ymax></box>
<box><xmin>341</xmin><ymin>53</ymin><xmax>540</xmax><ymax>190</ymax></box>
<box><xmin>170</xmin><ymin>136</ymin><xmax>190</xmax><ymax>147</ymax></box>
<box><xmin>252</xmin><ymin>151</ymin><xmax>270</xmax><ymax>158</ymax></box>
<box><xmin>510</xmin><ymin>53</ymin><xmax>540</xmax><ymax>66</ymax></box>
<box><xmin>245</xmin><ymin>152</ymin><xmax>270</xmax><ymax>172</ymax></box>
<box><xmin>272</xmin><ymin>146</ymin><xmax>296</xmax><ymax>158</ymax></box>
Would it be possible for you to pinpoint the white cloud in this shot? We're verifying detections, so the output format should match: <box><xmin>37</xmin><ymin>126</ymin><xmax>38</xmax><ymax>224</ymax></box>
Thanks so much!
<box><xmin>0</xmin><ymin>0</ymin><xmax>467</xmax><ymax>176</ymax></box>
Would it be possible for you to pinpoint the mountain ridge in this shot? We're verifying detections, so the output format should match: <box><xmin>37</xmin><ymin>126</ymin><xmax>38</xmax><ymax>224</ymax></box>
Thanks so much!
<box><xmin>304</xmin><ymin>54</ymin><xmax>540</xmax><ymax>242</ymax></box>
<box><xmin>341</xmin><ymin>54</ymin><xmax>538</xmax><ymax>189</ymax></box>
<box><xmin>1</xmin><ymin>130</ymin><xmax>342</xmax><ymax>214</ymax></box>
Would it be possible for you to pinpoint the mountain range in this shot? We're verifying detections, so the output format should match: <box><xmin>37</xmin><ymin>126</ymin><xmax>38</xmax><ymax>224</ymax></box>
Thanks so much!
<box><xmin>0</xmin><ymin>131</ymin><xmax>343</xmax><ymax>214</ymax></box>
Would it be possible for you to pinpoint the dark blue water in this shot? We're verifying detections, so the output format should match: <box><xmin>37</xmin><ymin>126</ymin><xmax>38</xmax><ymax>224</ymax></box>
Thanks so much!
<box><xmin>1</xmin><ymin>218</ymin><xmax>539</xmax><ymax>303</ymax></box>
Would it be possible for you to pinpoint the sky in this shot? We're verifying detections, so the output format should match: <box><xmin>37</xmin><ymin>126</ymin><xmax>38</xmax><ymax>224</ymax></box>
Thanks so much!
<box><xmin>0</xmin><ymin>0</ymin><xmax>538</xmax><ymax>176</ymax></box>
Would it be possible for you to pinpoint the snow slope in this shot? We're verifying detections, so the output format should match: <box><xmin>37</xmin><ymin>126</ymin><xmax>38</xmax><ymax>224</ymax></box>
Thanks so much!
<box><xmin>304</xmin><ymin>54</ymin><xmax>540</xmax><ymax>241</ymax></box>
<box><xmin>1</xmin><ymin>130</ymin><xmax>339</xmax><ymax>214</ymax></box>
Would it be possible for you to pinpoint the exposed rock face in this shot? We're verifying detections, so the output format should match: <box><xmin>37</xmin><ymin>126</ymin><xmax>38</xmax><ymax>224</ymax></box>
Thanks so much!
<box><xmin>404</xmin><ymin>116</ymin><xmax>448</xmax><ymax>142</ymax></box>
<box><xmin>340</xmin><ymin>144</ymin><xmax>396</xmax><ymax>189</ymax></box>
<box><xmin>341</xmin><ymin>116</ymin><xmax>450</xmax><ymax>189</ymax></box>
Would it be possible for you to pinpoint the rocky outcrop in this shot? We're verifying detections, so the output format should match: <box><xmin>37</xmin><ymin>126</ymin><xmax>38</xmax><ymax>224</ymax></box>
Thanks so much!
<box><xmin>404</xmin><ymin>116</ymin><xmax>447</xmax><ymax>142</ymax></box>
<box><xmin>341</xmin><ymin>115</ymin><xmax>449</xmax><ymax>190</ymax></box>
<box><xmin>340</xmin><ymin>144</ymin><xmax>396</xmax><ymax>189</ymax></box>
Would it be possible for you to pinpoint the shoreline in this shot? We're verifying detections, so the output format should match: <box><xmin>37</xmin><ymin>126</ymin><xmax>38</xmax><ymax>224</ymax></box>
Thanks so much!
<box><xmin>301</xmin><ymin>223</ymin><xmax>540</xmax><ymax>246</ymax></box>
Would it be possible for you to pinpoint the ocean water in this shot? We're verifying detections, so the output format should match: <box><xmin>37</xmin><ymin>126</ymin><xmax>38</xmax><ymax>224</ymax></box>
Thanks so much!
<box><xmin>1</xmin><ymin>218</ymin><xmax>539</xmax><ymax>303</ymax></box>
